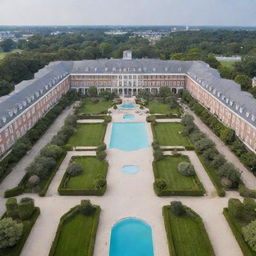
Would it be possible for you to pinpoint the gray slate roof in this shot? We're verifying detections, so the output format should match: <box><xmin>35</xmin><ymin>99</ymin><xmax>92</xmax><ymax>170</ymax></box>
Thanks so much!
<box><xmin>0</xmin><ymin>58</ymin><xmax>256</xmax><ymax>130</ymax></box>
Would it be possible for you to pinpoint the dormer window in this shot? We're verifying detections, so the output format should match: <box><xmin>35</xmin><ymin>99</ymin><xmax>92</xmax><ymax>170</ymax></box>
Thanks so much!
<box><xmin>252</xmin><ymin>115</ymin><xmax>255</xmax><ymax>121</ymax></box>
<box><xmin>85</xmin><ymin>67</ymin><xmax>89</xmax><ymax>72</ymax></box>
<box><xmin>246</xmin><ymin>112</ymin><xmax>250</xmax><ymax>117</ymax></box>
<box><xmin>235</xmin><ymin>105</ymin><xmax>239</xmax><ymax>110</ymax></box>
<box><xmin>226</xmin><ymin>98</ymin><xmax>229</xmax><ymax>104</ymax></box>
<box><xmin>165</xmin><ymin>67</ymin><xmax>168</xmax><ymax>72</ymax></box>
<box><xmin>239</xmin><ymin>107</ymin><xmax>243</xmax><ymax>113</ymax></box>
<box><xmin>2</xmin><ymin>117</ymin><xmax>6</xmax><ymax>123</ymax></box>
<box><xmin>138</xmin><ymin>68</ymin><xmax>142</xmax><ymax>72</ymax></box>
<box><xmin>178</xmin><ymin>67</ymin><xmax>182</xmax><ymax>72</ymax></box>
<box><xmin>105</xmin><ymin>67</ymin><xmax>108</xmax><ymax>72</ymax></box>
<box><xmin>94</xmin><ymin>67</ymin><xmax>97</xmax><ymax>72</ymax></box>
<box><xmin>112</xmin><ymin>67</ymin><xmax>116</xmax><ymax>72</ymax></box>
<box><xmin>230</xmin><ymin>101</ymin><xmax>233</xmax><ymax>106</ymax></box>
<box><xmin>8</xmin><ymin>111</ymin><xmax>13</xmax><ymax>117</ymax></box>
<box><xmin>153</xmin><ymin>67</ymin><xmax>156</xmax><ymax>72</ymax></box>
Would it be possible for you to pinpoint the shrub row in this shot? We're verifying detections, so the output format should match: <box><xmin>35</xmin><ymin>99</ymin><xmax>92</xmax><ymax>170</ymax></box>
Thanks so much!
<box><xmin>0</xmin><ymin>90</ymin><xmax>78</xmax><ymax>183</ymax></box>
<box><xmin>0</xmin><ymin>207</ymin><xmax>40</xmax><ymax>256</ymax></box>
<box><xmin>4</xmin><ymin>112</ymin><xmax>78</xmax><ymax>197</ymax></box>
<box><xmin>223</xmin><ymin>208</ymin><xmax>254</xmax><ymax>256</ymax></box>
<box><xmin>48</xmin><ymin>203</ymin><xmax>100</xmax><ymax>256</ymax></box>
<box><xmin>182</xmin><ymin>90</ymin><xmax>256</xmax><ymax>174</ymax></box>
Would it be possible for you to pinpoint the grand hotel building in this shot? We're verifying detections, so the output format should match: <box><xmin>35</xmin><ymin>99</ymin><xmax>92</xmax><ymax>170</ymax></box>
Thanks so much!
<box><xmin>0</xmin><ymin>51</ymin><xmax>256</xmax><ymax>155</ymax></box>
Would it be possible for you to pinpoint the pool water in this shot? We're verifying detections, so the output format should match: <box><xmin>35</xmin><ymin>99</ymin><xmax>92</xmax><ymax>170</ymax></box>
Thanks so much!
<box><xmin>109</xmin><ymin>218</ymin><xmax>154</xmax><ymax>256</ymax></box>
<box><xmin>122</xmin><ymin>165</ymin><xmax>139</xmax><ymax>174</ymax></box>
<box><xmin>109</xmin><ymin>122</ymin><xmax>149</xmax><ymax>151</ymax></box>
<box><xmin>123</xmin><ymin>114</ymin><xmax>135</xmax><ymax>120</ymax></box>
<box><xmin>120</xmin><ymin>104</ymin><xmax>135</xmax><ymax>109</ymax></box>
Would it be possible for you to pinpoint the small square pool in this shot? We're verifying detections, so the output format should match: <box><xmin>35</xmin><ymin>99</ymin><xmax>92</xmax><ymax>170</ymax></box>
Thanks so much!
<box><xmin>109</xmin><ymin>122</ymin><xmax>149</xmax><ymax>151</ymax></box>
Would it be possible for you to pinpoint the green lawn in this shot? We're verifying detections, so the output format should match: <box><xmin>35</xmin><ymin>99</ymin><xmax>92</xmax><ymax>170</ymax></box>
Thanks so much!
<box><xmin>219</xmin><ymin>60</ymin><xmax>238</xmax><ymax>70</ymax></box>
<box><xmin>0</xmin><ymin>49</ymin><xmax>23</xmax><ymax>60</ymax></box>
<box><xmin>68</xmin><ymin>123</ymin><xmax>106</xmax><ymax>146</ymax></box>
<box><xmin>152</xmin><ymin>122</ymin><xmax>191</xmax><ymax>146</ymax></box>
<box><xmin>153</xmin><ymin>155</ymin><xmax>204</xmax><ymax>196</ymax></box>
<box><xmin>79</xmin><ymin>100</ymin><xmax>112</xmax><ymax>114</ymax></box>
<box><xmin>148</xmin><ymin>101</ymin><xmax>179</xmax><ymax>115</ymax></box>
<box><xmin>50</xmin><ymin>207</ymin><xmax>100</xmax><ymax>256</ymax></box>
<box><xmin>64</xmin><ymin>157</ymin><xmax>108</xmax><ymax>190</ymax></box>
<box><xmin>163</xmin><ymin>206</ymin><xmax>215</xmax><ymax>256</ymax></box>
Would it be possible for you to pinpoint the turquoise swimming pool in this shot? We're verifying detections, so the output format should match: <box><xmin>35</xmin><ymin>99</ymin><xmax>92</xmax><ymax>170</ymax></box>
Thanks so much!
<box><xmin>122</xmin><ymin>165</ymin><xmax>139</xmax><ymax>174</ymax></box>
<box><xmin>120</xmin><ymin>104</ymin><xmax>135</xmax><ymax>109</ymax></box>
<box><xmin>109</xmin><ymin>218</ymin><xmax>154</xmax><ymax>256</ymax></box>
<box><xmin>109</xmin><ymin>122</ymin><xmax>149</xmax><ymax>151</ymax></box>
<box><xmin>123</xmin><ymin>114</ymin><xmax>135</xmax><ymax>120</ymax></box>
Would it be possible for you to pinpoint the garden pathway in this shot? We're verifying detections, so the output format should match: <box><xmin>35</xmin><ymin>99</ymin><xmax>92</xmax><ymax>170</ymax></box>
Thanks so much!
<box><xmin>185</xmin><ymin>107</ymin><xmax>256</xmax><ymax>190</ymax></box>
<box><xmin>0</xmin><ymin>103</ymin><xmax>76</xmax><ymax>196</ymax></box>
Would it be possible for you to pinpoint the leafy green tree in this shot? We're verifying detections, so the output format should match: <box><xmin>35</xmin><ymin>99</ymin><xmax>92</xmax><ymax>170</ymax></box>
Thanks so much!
<box><xmin>88</xmin><ymin>86</ymin><xmax>98</xmax><ymax>97</ymax></box>
<box><xmin>217</xmin><ymin>163</ymin><xmax>241</xmax><ymax>188</ymax></box>
<box><xmin>155</xmin><ymin>178</ymin><xmax>167</xmax><ymax>190</ymax></box>
<box><xmin>159</xmin><ymin>86</ymin><xmax>171</xmax><ymax>98</ymax></box>
<box><xmin>0</xmin><ymin>218</ymin><xmax>23</xmax><ymax>249</ymax></box>
<box><xmin>40</xmin><ymin>144</ymin><xmax>63</xmax><ymax>160</ymax></box>
<box><xmin>177</xmin><ymin>162</ymin><xmax>195</xmax><ymax>176</ymax></box>
<box><xmin>0</xmin><ymin>80</ymin><xmax>13</xmax><ymax>96</ymax></box>
<box><xmin>80</xmin><ymin>200</ymin><xmax>95</xmax><ymax>216</ymax></box>
<box><xmin>235</xmin><ymin>74</ymin><xmax>252</xmax><ymax>90</ymax></box>
<box><xmin>220</xmin><ymin>127</ymin><xmax>235</xmax><ymax>144</ymax></box>
<box><xmin>66</xmin><ymin>162</ymin><xmax>83</xmax><ymax>177</ymax></box>
<box><xmin>242</xmin><ymin>220</ymin><xmax>256</xmax><ymax>251</ymax></box>
<box><xmin>0</xmin><ymin>39</ymin><xmax>16</xmax><ymax>52</ymax></box>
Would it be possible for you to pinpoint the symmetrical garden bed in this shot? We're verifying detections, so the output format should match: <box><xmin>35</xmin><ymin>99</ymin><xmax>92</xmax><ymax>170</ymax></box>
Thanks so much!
<box><xmin>153</xmin><ymin>155</ymin><xmax>205</xmax><ymax>196</ymax></box>
<box><xmin>148</xmin><ymin>101</ymin><xmax>180</xmax><ymax>116</ymax></box>
<box><xmin>58</xmin><ymin>156</ymin><xmax>108</xmax><ymax>195</ymax></box>
<box><xmin>163</xmin><ymin>204</ymin><xmax>215</xmax><ymax>256</ymax></box>
<box><xmin>152</xmin><ymin>122</ymin><xmax>191</xmax><ymax>147</ymax></box>
<box><xmin>67</xmin><ymin>123</ymin><xmax>107</xmax><ymax>147</ymax></box>
<box><xmin>49</xmin><ymin>201</ymin><xmax>100</xmax><ymax>256</ymax></box>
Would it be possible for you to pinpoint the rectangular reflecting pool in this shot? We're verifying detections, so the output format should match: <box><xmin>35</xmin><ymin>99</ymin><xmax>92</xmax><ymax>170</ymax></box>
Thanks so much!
<box><xmin>109</xmin><ymin>122</ymin><xmax>149</xmax><ymax>151</ymax></box>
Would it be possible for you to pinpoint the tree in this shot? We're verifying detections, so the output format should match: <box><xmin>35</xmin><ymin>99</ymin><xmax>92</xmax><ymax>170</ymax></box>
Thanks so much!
<box><xmin>0</xmin><ymin>39</ymin><xmax>16</xmax><ymax>52</ymax></box>
<box><xmin>0</xmin><ymin>80</ymin><xmax>13</xmax><ymax>96</ymax></box>
<box><xmin>170</xmin><ymin>201</ymin><xmax>185</xmax><ymax>216</ymax></box>
<box><xmin>217</xmin><ymin>163</ymin><xmax>241</xmax><ymax>188</ymax></box>
<box><xmin>181</xmin><ymin>114</ymin><xmax>194</xmax><ymax>126</ymax></box>
<box><xmin>242</xmin><ymin>220</ymin><xmax>256</xmax><ymax>251</ymax></box>
<box><xmin>99</xmin><ymin>42</ymin><xmax>112</xmax><ymax>58</ymax></box>
<box><xmin>155</xmin><ymin>178</ymin><xmax>167</xmax><ymax>190</ymax></box>
<box><xmin>177</xmin><ymin>162</ymin><xmax>195</xmax><ymax>176</ymax></box>
<box><xmin>66</xmin><ymin>162</ymin><xmax>83</xmax><ymax>177</ymax></box>
<box><xmin>210</xmin><ymin>154</ymin><xmax>226</xmax><ymax>169</ymax></box>
<box><xmin>87</xmin><ymin>86</ymin><xmax>98</xmax><ymax>97</ymax></box>
<box><xmin>159</xmin><ymin>86</ymin><xmax>171</xmax><ymax>98</ymax></box>
<box><xmin>241</xmin><ymin>152</ymin><xmax>256</xmax><ymax>171</ymax></box>
<box><xmin>40</xmin><ymin>144</ymin><xmax>63</xmax><ymax>160</ymax></box>
<box><xmin>235</xmin><ymin>74</ymin><xmax>252</xmax><ymax>91</ymax></box>
<box><xmin>0</xmin><ymin>218</ymin><xmax>23</xmax><ymax>249</ymax></box>
<box><xmin>194</xmin><ymin>138</ymin><xmax>214</xmax><ymax>153</ymax></box>
<box><xmin>220</xmin><ymin>127</ymin><xmax>235</xmax><ymax>144</ymax></box>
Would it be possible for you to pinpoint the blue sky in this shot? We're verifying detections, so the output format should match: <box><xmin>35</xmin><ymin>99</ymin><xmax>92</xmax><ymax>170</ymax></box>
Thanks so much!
<box><xmin>0</xmin><ymin>0</ymin><xmax>255</xmax><ymax>26</ymax></box>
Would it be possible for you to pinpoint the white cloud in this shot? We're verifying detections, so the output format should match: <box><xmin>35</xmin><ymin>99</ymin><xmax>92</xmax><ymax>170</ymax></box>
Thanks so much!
<box><xmin>0</xmin><ymin>0</ymin><xmax>255</xmax><ymax>26</ymax></box>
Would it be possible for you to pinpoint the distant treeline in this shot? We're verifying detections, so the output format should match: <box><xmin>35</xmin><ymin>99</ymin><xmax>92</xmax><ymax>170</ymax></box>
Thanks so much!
<box><xmin>0</xmin><ymin>30</ymin><xmax>256</xmax><ymax>97</ymax></box>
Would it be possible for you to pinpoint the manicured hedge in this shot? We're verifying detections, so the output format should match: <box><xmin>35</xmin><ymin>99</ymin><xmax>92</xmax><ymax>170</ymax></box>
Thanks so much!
<box><xmin>239</xmin><ymin>184</ymin><xmax>256</xmax><ymax>199</ymax></box>
<box><xmin>197</xmin><ymin>155</ymin><xmax>225</xmax><ymax>197</ymax></box>
<box><xmin>0</xmin><ymin>207</ymin><xmax>40</xmax><ymax>256</ymax></box>
<box><xmin>48</xmin><ymin>205</ymin><xmax>100</xmax><ymax>256</ymax></box>
<box><xmin>4</xmin><ymin>186</ymin><xmax>24</xmax><ymax>198</ymax></box>
<box><xmin>163</xmin><ymin>205</ymin><xmax>215</xmax><ymax>256</ymax></box>
<box><xmin>77</xmin><ymin>114</ymin><xmax>107</xmax><ymax>119</ymax></box>
<box><xmin>223</xmin><ymin>208</ymin><xmax>255</xmax><ymax>256</ymax></box>
<box><xmin>0</xmin><ymin>91</ymin><xmax>77</xmax><ymax>183</ymax></box>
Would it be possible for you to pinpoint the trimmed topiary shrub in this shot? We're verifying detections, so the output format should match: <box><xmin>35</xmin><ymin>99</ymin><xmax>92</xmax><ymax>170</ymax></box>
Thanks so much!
<box><xmin>66</xmin><ymin>162</ymin><xmax>83</xmax><ymax>177</ymax></box>
<box><xmin>97</xmin><ymin>143</ymin><xmax>107</xmax><ymax>152</ymax></box>
<box><xmin>18</xmin><ymin>198</ymin><xmax>35</xmax><ymax>220</ymax></box>
<box><xmin>153</xmin><ymin>150</ymin><xmax>164</xmax><ymax>161</ymax></box>
<box><xmin>95</xmin><ymin>177</ymin><xmax>106</xmax><ymax>190</ymax></box>
<box><xmin>6</xmin><ymin>198</ymin><xmax>19</xmax><ymax>218</ymax></box>
<box><xmin>177</xmin><ymin>162</ymin><xmax>195</xmax><ymax>177</ymax></box>
<box><xmin>155</xmin><ymin>178</ymin><xmax>167</xmax><ymax>190</ymax></box>
<box><xmin>96</xmin><ymin>151</ymin><xmax>107</xmax><ymax>160</ymax></box>
<box><xmin>170</xmin><ymin>201</ymin><xmax>185</xmax><ymax>216</ymax></box>
<box><xmin>0</xmin><ymin>218</ymin><xmax>23</xmax><ymax>249</ymax></box>
<box><xmin>79</xmin><ymin>200</ymin><xmax>96</xmax><ymax>216</ymax></box>
<box><xmin>28</xmin><ymin>175</ymin><xmax>40</xmax><ymax>188</ymax></box>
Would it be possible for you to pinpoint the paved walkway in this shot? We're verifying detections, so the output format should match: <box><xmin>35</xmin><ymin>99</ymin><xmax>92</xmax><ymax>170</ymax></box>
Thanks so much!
<box><xmin>77</xmin><ymin>119</ymin><xmax>104</xmax><ymax>123</ymax></box>
<box><xmin>185</xmin><ymin>107</ymin><xmax>256</xmax><ymax>190</ymax></box>
<box><xmin>156</xmin><ymin>118</ymin><xmax>181</xmax><ymax>122</ymax></box>
<box><xmin>0</xmin><ymin>104</ymin><xmax>75</xmax><ymax>196</ymax></box>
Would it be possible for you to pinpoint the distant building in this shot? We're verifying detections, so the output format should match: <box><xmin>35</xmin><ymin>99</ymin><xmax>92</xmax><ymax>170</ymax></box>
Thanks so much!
<box><xmin>0</xmin><ymin>52</ymin><xmax>256</xmax><ymax>155</ymax></box>
<box><xmin>253</xmin><ymin>77</ymin><xmax>256</xmax><ymax>87</ymax></box>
